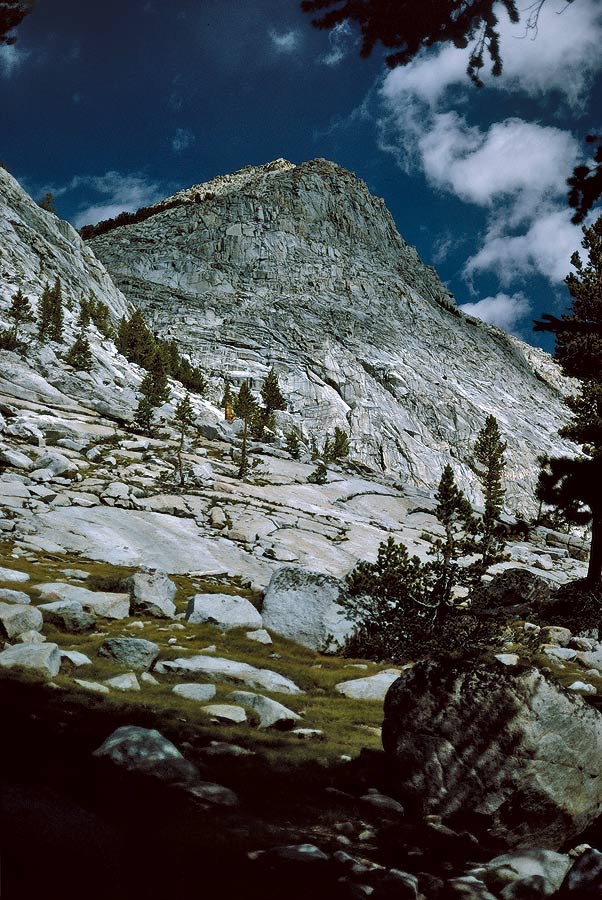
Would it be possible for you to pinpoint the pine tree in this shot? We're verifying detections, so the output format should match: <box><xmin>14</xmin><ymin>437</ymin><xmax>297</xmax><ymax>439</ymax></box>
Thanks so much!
<box><xmin>7</xmin><ymin>288</ymin><xmax>34</xmax><ymax>344</ymax></box>
<box><xmin>116</xmin><ymin>309</ymin><xmax>156</xmax><ymax>367</ymax></box>
<box><xmin>146</xmin><ymin>348</ymin><xmax>170</xmax><ymax>406</ymax></box>
<box><xmin>323</xmin><ymin>435</ymin><xmax>333</xmax><ymax>463</ymax></box>
<box><xmin>48</xmin><ymin>278</ymin><xmax>63</xmax><ymax>342</ymax></box>
<box><xmin>222</xmin><ymin>378</ymin><xmax>233</xmax><ymax>421</ymax></box>
<box><xmin>64</xmin><ymin>330</ymin><xmax>93</xmax><ymax>372</ymax></box>
<box><xmin>134</xmin><ymin>394</ymin><xmax>156</xmax><ymax>436</ymax></box>
<box><xmin>235</xmin><ymin>382</ymin><xmax>258</xmax><ymax>479</ymax></box>
<box><xmin>429</xmin><ymin>464</ymin><xmax>476</xmax><ymax>609</ymax></box>
<box><xmin>471</xmin><ymin>415</ymin><xmax>508</xmax><ymax>577</ymax></box>
<box><xmin>534</xmin><ymin>216</ymin><xmax>602</xmax><ymax>586</ymax></box>
<box><xmin>253</xmin><ymin>368</ymin><xmax>287</xmax><ymax>440</ymax></box>
<box><xmin>37</xmin><ymin>282</ymin><xmax>53</xmax><ymax>340</ymax></box>
<box><xmin>332</xmin><ymin>427</ymin><xmax>350</xmax><ymax>460</ymax></box>
<box><xmin>286</xmin><ymin>430</ymin><xmax>301</xmax><ymax>459</ymax></box>
<box><xmin>261</xmin><ymin>368</ymin><xmax>286</xmax><ymax>414</ymax></box>
<box><xmin>310</xmin><ymin>436</ymin><xmax>320</xmax><ymax>461</ymax></box>
<box><xmin>174</xmin><ymin>392</ymin><xmax>195</xmax><ymax>487</ymax></box>
<box><xmin>78</xmin><ymin>295</ymin><xmax>91</xmax><ymax>329</ymax></box>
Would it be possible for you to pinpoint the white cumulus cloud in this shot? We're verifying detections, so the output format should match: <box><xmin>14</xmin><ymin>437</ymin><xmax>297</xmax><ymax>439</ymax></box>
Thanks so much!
<box><xmin>459</xmin><ymin>292</ymin><xmax>531</xmax><ymax>331</ymax></box>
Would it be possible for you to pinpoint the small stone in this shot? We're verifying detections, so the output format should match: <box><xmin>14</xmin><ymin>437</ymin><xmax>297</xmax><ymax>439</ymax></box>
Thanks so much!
<box><xmin>540</xmin><ymin>626</ymin><xmax>572</xmax><ymax>647</ymax></box>
<box><xmin>140</xmin><ymin>672</ymin><xmax>159</xmax><ymax>685</ymax></box>
<box><xmin>201</xmin><ymin>741</ymin><xmax>255</xmax><ymax>758</ymax></box>
<box><xmin>172</xmin><ymin>683</ymin><xmax>216</xmax><ymax>702</ymax></box>
<box><xmin>335</xmin><ymin>670</ymin><xmax>401</xmax><ymax>700</ymax></box>
<box><xmin>291</xmin><ymin>728</ymin><xmax>325</xmax><ymax>740</ymax></box>
<box><xmin>544</xmin><ymin>646</ymin><xmax>577</xmax><ymax>661</ymax></box>
<box><xmin>74</xmin><ymin>679</ymin><xmax>110</xmax><ymax>695</ymax></box>
<box><xmin>17</xmin><ymin>630</ymin><xmax>46</xmax><ymax>643</ymax></box>
<box><xmin>185</xmin><ymin>781</ymin><xmax>239</xmax><ymax>807</ymax></box>
<box><xmin>104</xmin><ymin>673</ymin><xmax>141</xmax><ymax>691</ymax></box>
<box><xmin>0</xmin><ymin>602</ymin><xmax>42</xmax><ymax>639</ymax></box>
<box><xmin>246</xmin><ymin>628</ymin><xmax>273</xmax><ymax>645</ymax></box>
<box><xmin>228</xmin><ymin>690</ymin><xmax>301</xmax><ymax>729</ymax></box>
<box><xmin>186</xmin><ymin>593</ymin><xmax>263</xmax><ymax>630</ymax></box>
<box><xmin>60</xmin><ymin>650</ymin><xmax>92</xmax><ymax>668</ymax></box>
<box><xmin>201</xmin><ymin>704</ymin><xmax>247</xmax><ymax>724</ymax></box>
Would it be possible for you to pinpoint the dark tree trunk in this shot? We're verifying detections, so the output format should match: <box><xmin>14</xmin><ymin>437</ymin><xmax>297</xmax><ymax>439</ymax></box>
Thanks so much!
<box><xmin>587</xmin><ymin>512</ymin><xmax>602</xmax><ymax>586</ymax></box>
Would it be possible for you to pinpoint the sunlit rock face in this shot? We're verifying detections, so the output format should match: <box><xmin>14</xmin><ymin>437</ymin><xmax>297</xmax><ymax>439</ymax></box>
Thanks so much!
<box><xmin>89</xmin><ymin>157</ymin><xmax>574</xmax><ymax>514</ymax></box>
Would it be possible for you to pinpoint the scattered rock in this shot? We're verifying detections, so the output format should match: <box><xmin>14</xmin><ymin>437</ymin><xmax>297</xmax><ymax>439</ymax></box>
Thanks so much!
<box><xmin>228</xmin><ymin>690</ymin><xmax>301</xmax><ymax>729</ymax></box>
<box><xmin>36</xmin><ymin>583</ymin><xmax>130</xmax><ymax>619</ymax></box>
<box><xmin>60</xmin><ymin>650</ymin><xmax>92</xmax><ymax>668</ymax></box>
<box><xmin>172</xmin><ymin>683</ymin><xmax>216</xmax><ymax>702</ymax></box>
<box><xmin>495</xmin><ymin>654</ymin><xmax>520</xmax><ymax>666</ymax></box>
<box><xmin>567</xmin><ymin>681</ymin><xmax>597</xmax><ymax>695</ymax></box>
<box><xmin>17</xmin><ymin>629</ymin><xmax>46</xmax><ymax>643</ymax></box>
<box><xmin>38</xmin><ymin>599</ymin><xmax>97</xmax><ymax>633</ymax></box>
<box><xmin>0</xmin><ymin>641</ymin><xmax>60</xmax><ymax>677</ymax></box>
<box><xmin>336</xmin><ymin>669</ymin><xmax>401</xmax><ymax>701</ymax></box>
<box><xmin>200</xmin><ymin>741</ymin><xmax>255</xmax><ymax>758</ymax></box>
<box><xmin>0</xmin><ymin>566</ymin><xmax>30</xmax><ymax>583</ymax></box>
<box><xmin>129</xmin><ymin>568</ymin><xmax>176</xmax><ymax>619</ymax></box>
<box><xmin>0</xmin><ymin>588</ymin><xmax>30</xmax><ymax>604</ymax></box>
<box><xmin>93</xmin><ymin>725</ymin><xmax>200</xmax><ymax>785</ymax></box>
<box><xmin>201</xmin><ymin>703</ymin><xmax>247</xmax><ymax>724</ymax></box>
<box><xmin>98</xmin><ymin>637</ymin><xmax>160</xmax><ymax>671</ymax></box>
<box><xmin>383</xmin><ymin>659</ymin><xmax>602</xmax><ymax>849</ymax></box>
<box><xmin>74</xmin><ymin>679</ymin><xmax>110</xmax><ymax>695</ymax></box>
<box><xmin>0</xmin><ymin>601</ymin><xmax>43</xmax><ymax>639</ymax></box>
<box><xmin>186</xmin><ymin>593</ymin><xmax>262</xmax><ymax>630</ymax></box>
<box><xmin>474</xmin><ymin>568</ymin><xmax>552</xmax><ymax>615</ymax></box>
<box><xmin>186</xmin><ymin>781</ymin><xmax>239</xmax><ymax>807</ymax></box>
<box><xmin>155</xmin><ymin>655</ymin><xmax>303</xmax><ymax>694</ymax></box>
<box><xmin>262</xmin><ymin>566</ymin><xmax>353</xmax><ymax>651</ymax></box>
<box><xmin>246</xmin><ymin>628</ymin><xmax>273</xmax><ymax>644</ymax></box>
<box><xmin>540</xmin><ymin>626</ymin><xmax>572</xmax><ymax>647</ymax></box>
<box><xmin>556</xmin><ymin>847</ymin><xmax>602</xmax><ymax>897</ymax></box>
<box><xmin>104</xmin><ymin>672</ymin><xmax>140</xmax><ymax>691</ymax></box>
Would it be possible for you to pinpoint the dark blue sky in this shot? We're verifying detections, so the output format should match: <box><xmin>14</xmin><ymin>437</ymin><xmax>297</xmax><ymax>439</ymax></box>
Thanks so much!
<box><xmin>3</xmin><ymin>0</ymin><xmax>601</xmax><ymax>350</ymax></box>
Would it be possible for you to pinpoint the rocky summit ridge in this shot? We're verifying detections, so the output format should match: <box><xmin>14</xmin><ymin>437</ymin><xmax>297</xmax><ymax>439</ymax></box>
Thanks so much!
<box><xmin>89</xmin><ymin>157</ymin><xmax>574</xmax><ymax>514</ymax></box>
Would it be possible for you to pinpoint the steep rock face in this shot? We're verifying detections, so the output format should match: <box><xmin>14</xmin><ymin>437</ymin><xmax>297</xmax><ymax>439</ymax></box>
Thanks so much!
<box><xmin>90</xmin><ymin>158</ymin><xmax>574</xmax><ymax>513</ymax></box>
<box><xmin>0</xmin><ymin>167</ymin><xmax>128</xmax><ymax>322</ymax></box>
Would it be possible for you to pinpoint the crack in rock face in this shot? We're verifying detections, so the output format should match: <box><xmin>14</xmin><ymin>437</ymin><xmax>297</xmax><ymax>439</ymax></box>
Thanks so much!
<box><xmin>382</xmin><ymin>659</ymin><xmax>602</xmax><ymax>850</ymax></box>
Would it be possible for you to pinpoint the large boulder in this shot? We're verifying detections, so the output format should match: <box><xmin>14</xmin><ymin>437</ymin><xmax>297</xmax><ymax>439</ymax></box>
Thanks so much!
<box><xmin>98</xmin><ymin>638</ymin><xmax>160</xmax><ymax>671</ymax></box>
<box><xmin>39</xmin><ymin>599</ymin><xmax>97</xmax><ymax>632</ymax></box>
<box><xmin>186</xmin><ymin>593</ymin><xmax>262</xmax><ymax>630</ymax></box>
<box><xmin>0</xmin><ymin>641</ymin><xmax>61</xmax><ymax>677</ymax></box>
<box><xmin>128</xmin><ymin>568</ymin><xmax>176</xmax><ymax>619</ymax></box>
<box><xmin>36</xmin><ymin>583</ymin><xmax>130</xmax><ymax>619</ymax></box>
<box><xmin>0</xmin><ymin>602</ymin><xmax>42</xmax><ymax>639</ymax></box>
<box><xmin>93</xmin><ymin>725</ymin><xmax>200</xmax><ymax>785</ymax></box>
<box><xmin>382</xmin><ymin>659</ymin><xmax>602</xmax><ymax>850</ymax></box>
<box><xmin>261</xmin><ymin>566</ymin><xmax>353</xmax><ymax>651</ymax></box>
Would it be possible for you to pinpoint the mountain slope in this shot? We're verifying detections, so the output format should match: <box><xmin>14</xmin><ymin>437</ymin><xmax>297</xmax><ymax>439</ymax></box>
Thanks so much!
<box><xmin>89</xmin><ymin>158</ymin><xmax>574</xmax><ymax>513</ymax></box>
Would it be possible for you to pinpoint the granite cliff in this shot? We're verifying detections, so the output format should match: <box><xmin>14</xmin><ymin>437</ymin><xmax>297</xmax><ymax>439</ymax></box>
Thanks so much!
<box><xmin>89</xmin><ymin>158</ymin><xmax>574</xmax><ymax>513</ymax></box>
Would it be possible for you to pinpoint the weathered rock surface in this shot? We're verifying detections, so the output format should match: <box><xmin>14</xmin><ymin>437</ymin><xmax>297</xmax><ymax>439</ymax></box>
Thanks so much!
<box><xmin>0</xmin><ymin>641</ymin><xmax>60</xmax><ymax>677</ymax></box>
<box><xmin>0</xmin><ymin>602</ymin><xmax>42</xmax><ymax>639</ymax></box>
<box><xmin>128</xmin><ymin>568</ymin><xmax>177</xmax><ymax>619</ymax></box>
<box><xmin>382</xmin><ymin>659</ymin><xmax>602</xmax><ymax>849</ymax></box>
<box><xmin>36</xmin><ymin>583</ymin><xmax>130</xmax><ymax>619</ymax></box>
<box><xmin>39</xmin><ymin>600</ymin><xmax>97</xmax><ymax>632</ymax></box>
<box><xmin>98</xmin><ymin>637</ymin><xmax>160</xmax><ymax>671</ymax></box>
<box><xmin>186</xmin><ymin>593</ymin><xmax>262</xmax><ymax>630</ymax></box>
<box><xmin>262</xmin><ymin>566</ymin><xmax>352</xmax><ymax>651</ymax></box>
<box><xmin>90</xmin><ymin>157</ymin><xmax>575</xmax><ymax>514</ymax></box>
<box><xmin>155</xmin><ymin>654</ymin><xmax>303</xmax><ymax>694</ymax></box>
